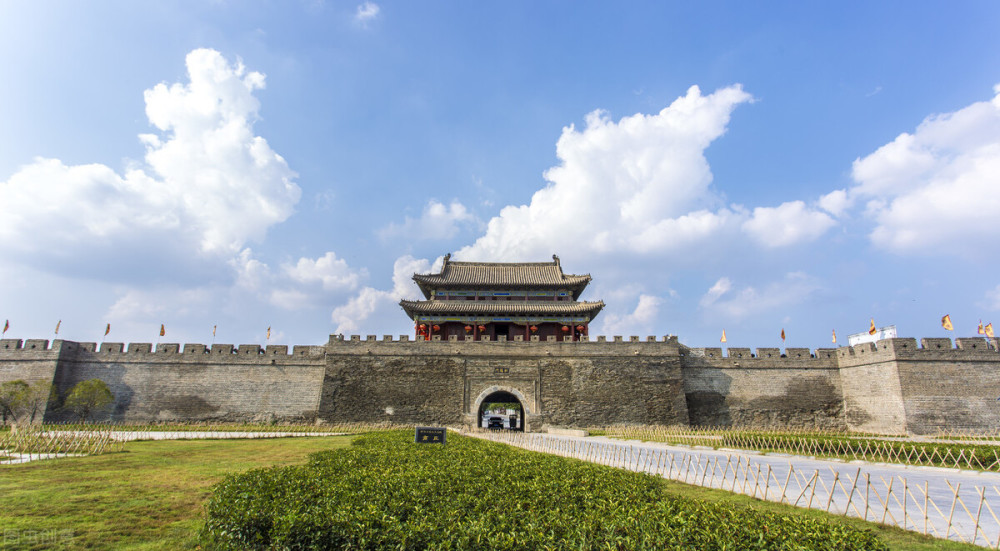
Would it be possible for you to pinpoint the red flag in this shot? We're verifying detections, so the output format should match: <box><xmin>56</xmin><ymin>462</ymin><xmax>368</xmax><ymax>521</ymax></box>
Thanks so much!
<box><xmin>104</xmin><ymin>323</ymin><xmax>111</xmax><ymax>336</ymax></box>
<box><xmin>868</xmin><ymin>318</ymin><xmax>876</xmax><ymax>335</ymax></box>
<box><xmin>2</xmin><ymin>319</ymin><xmax>8</xmax><ymax>336</ymax></box>
<box><xmin>780</xmin><ymin>328</ymin><xmax>785</xmax><ymax>341</ymax></box>
<box><xmin>720</xmin><ymin>329</ymin><xmax>727</xmax><ymax>343</ymax></box>
<box><xmin>212</xmin><ymin>325</ymin><xmax>217</xmax><ymax>337</ymax></box>
<box><xmin>159</xmin><ymin>324</ymin><xmax>166</xmax><ymax>337</ymax></box>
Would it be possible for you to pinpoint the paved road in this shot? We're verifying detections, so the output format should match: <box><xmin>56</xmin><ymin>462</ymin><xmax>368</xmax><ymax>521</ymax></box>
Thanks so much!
<box><xmin>469</xmin><ymin>431</ymin><xmax>1000</xmax><ymax>548</ymax></box>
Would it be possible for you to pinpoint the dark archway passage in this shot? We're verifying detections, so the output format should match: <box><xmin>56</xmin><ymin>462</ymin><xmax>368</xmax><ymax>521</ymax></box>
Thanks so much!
<box><xmin>477</xmin><ymin>390</ymin><xmax>523</xmax><ymax>431</ymax></box>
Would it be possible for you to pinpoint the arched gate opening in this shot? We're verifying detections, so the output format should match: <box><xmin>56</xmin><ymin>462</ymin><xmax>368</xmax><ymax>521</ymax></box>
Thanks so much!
<box><xmin>477</xmin><ymin>390</ymin><xmax>524</xmax><ymax>431</ymax></box>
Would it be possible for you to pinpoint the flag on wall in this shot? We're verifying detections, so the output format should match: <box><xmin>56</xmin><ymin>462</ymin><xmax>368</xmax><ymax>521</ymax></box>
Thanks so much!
<box><xmin>266</xmin><ymin>326</ymin><xmax>271</xmax><ymax>340</ymax></box>
<box><xmin>832</xmin><ymin>329</ymin><xmax>837</xmax><ymax>344</ymax></box>
<box><xmin>720</xmin><ymin>330</ymin><xmax>727</xmax><ymax>343</ymax></box>
<box><xmin>159</xmin><ymin>324</ymin><xmax>166</xmax><ymax>337</ymax></box>
<box><xmin>212</xmin><ymin>325</ymin><xmax>217</xmax><ymax>337</ymax></box>
<box><xmin>979</xmin><ymin>320</ymin><xmax>985</xmax><ymax>335</ymax></box>
<box><xmin>104</xmin><ymin>323</ymin><xmax>111</xmax><ymax>336</ymax></box>
<box><xmin>868</xmin><ymin>319</ymin><xmax>876</xmax><ymax>335</ymax></box>
<box><xmin>780</xmin><ymin>328</ymin><xmax>785</xmax><ymax>341</ymax></box>
<box><xmin>942</xmin><ymin>315</ymin><xmax>954</xmax><ymax>331</ymax></box>
<box><xmin>2</xmin><ymin>319</ymin><xmax>8</xmax><ymax>336</ymax></box>
<box><xmin>987</xmin><ymin>323</ymin><xmax>995</xmax><ymax>338</ymax></box>
<box><xmin>55</xmin><ymin>320</ymin><xmax>61</xmax><ymax>335</ymax></box>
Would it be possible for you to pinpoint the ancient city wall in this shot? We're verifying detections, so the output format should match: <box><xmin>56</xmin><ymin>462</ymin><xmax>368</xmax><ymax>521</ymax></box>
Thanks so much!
<box><xmin>680</xmin><ymin>346</ymin><xmax>845</xmax><ymax>429</ymax></box>
<box><xmin>319</xmin><ymin>334</ymin><xmax>689</xmax><ymax>431</ymax></box>
<box><xmin>0</xmin><ymin>339</ymin><xmax>327</xmax><ymax>423</ymax></box>
<box><xmin>2</xmin><ymin>334</ymin><xmax>999</xmax><ymax>433</ymax></box>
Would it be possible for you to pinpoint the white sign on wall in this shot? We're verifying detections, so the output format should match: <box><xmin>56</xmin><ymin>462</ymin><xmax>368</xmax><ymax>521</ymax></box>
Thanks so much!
<box><xmin>847</xmin><ymin>325</ymin><xmax>897</xmax><ymax>346</ymax></box>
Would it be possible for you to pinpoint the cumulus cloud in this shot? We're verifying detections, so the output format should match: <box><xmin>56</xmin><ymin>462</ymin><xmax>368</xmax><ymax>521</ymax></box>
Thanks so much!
<box><xmin>331</xmin><ymin>255</ymin><xmax>436</xmax><ymax>334</ymax></box>
<box><xmin>231</xmin><ymin>248</ymin><xmax>364</xmax><ymax>310</ymax></box>
<box><xmin>851</xmin><ymin>84</ymin><xmax>1000</xmax><ymax>254</ymax></box>
<box><xmin>698</xmin><ymin>272</ymin><xmax>822</xmax><ymax>321</ymax></box>
<box><xmin>458</xmin><ymin>85</ymin><xmax>755</xmax><ymax>261</ymax></box>
<box><xmin>284</xmin><ymin>252</ymin><xmax>361</xmax><ymax>291</ymax></box>
<box><xmin>742</xmin><ymin>200</ymin><xmax>836</xmax><ymax>248</ymax></box>
<box><xmin>0</xmin><ymin>49</ymin><xmax>300</xmax><ymax>280</ymax></box>
<box><xmin>456</xmin><ymin>84</ymin><xmax>837</xmax><ymax>263</ymax></box>
<box><xmin>355</xmin><ymin>1</ymin><xmax>379</xmax><ymax>23</ymax></box>
<box><xmin>598</xmin><ymin>294</ymin><xmax>663</xmax><ymax>336</ymax></box>
<box><xmin>379</xmin><ymin>199</ymin><xmax>479</xmax><ymax>241</ymax></box>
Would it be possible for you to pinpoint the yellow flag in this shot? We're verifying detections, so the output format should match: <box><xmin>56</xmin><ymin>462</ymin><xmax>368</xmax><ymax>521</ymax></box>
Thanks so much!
<box><xmin>942</xmin><ymin>314</ymin><xmax>953</xmax><ymax>331</ymax></box>
<box><xmin>159</xmin><ymin>324</ymin><xmax>166</xmax><ymax>337</ymax></box>
<box><xmin>720</xmin><ymin>329</ymin><xmax>727</xmax><ymax>343</ymax></box>
<box><xmin>832</xmin><ymin>329</ymin><xmax>837</xmax><ymax>344</ymax></box>
<box><xmin>868</xmin><ymin>318</ymin><xmax>876</xmax><ymax>335</ymax></box>
<box><xmin>104</xmin><ymin>323</ymin><xmax>111</xmax><ymax>336</ymax></box>
<box><xmin>978</xmin><ymin>320</ymin><xmax>985</xmax><ymax>335</ymax></box>
<box><xmin>212</xmin><ymin>325</ymin><xmax>217</xmax><ymax>337</ymax></box>
<box><xmin>2</xmin><ymin>319</ymin><xmax>8</xmax><ymax>335</ymax></box>
<box><xmin>55</xmin><ymin>320</ymin><xmax>61</xmax><ymax>335</ymax></box>
<box><xmin>780</xmin><ymin>328</ymin><xmax>785</xmax><ymax>341</ymax></box>
<box><xmin>266</xmin><ymin>326</ymin><xmax>271</xmax><ymax>340</ymax></box>
<box><xmin>986</xmin><ymin>323</ymin><xmax>995</xmax><ymax>338</ymax></box>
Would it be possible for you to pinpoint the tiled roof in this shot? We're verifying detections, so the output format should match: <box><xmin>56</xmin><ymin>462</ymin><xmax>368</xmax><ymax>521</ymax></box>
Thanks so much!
<box><xmin>412</xmin><ymin>255</ymin><xmax>592</xmax><ymax>299</ymax></box>
<box><xmin>399</xmin><ymin>299</ymin><xmax>605</xmax><ymax>318</ymax></box>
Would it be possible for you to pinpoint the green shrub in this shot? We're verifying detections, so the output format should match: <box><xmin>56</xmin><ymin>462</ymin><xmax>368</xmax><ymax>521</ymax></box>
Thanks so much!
<box><xmin>202</xmin><ymin>431</ymin><xmax>887</xmax><ymax>550</ymax></box>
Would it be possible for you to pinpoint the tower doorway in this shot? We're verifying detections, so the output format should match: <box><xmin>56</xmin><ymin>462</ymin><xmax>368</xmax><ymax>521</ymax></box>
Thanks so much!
<box><xmin>477</xmin><ymin>390</ymin><xmax>523</xmax><ymax>431</ymax></box>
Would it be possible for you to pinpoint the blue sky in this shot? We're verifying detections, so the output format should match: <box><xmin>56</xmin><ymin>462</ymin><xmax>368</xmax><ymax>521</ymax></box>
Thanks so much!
<box><xmin>2</xmin><ymin>1</ymin><xmax>1000</xmax><ymax>348</ymax></box>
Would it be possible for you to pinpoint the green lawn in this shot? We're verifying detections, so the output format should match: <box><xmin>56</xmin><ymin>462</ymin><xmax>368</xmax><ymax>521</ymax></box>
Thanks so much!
<box><xmin>0</xmin><ymin>434</ymin><xmax>983</xmax><ymax>550</ymax></box>
<box><xmin>0</xmin><ymin>436</ymin><xmax>352</xmax><ymax>550</ymax></box>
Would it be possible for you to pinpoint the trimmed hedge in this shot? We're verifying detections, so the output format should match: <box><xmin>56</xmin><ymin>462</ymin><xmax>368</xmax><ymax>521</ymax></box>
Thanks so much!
<box><xmin>202</xmin><ymin>431</ymin><xmax>887</xmax><ymax>550</ymax></box>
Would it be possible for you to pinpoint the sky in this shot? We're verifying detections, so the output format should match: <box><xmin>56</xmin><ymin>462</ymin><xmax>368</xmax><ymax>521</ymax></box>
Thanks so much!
<box><xmin>2</xmin><ymin>1</ymin><xmax>1000</xmax><ymax>349</ymax></box>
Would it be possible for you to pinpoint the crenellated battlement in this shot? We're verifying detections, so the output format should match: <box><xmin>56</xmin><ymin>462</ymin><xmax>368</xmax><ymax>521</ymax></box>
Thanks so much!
<box><xmin>327</xmin><ymin>334</ymin><xmax>680</xmax><ymax>345</ymax></box>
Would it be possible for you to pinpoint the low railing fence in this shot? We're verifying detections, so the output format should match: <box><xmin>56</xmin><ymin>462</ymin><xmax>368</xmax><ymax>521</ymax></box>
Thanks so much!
<box><xmin>596</xmin><ymin>425</ymin><xmax>1000</xmax><ymax>472</ymax></box>
<box><xmin>467</xmin><ymin>430</ymin><xmax>1000</xmax><ymax>548</ymax></box>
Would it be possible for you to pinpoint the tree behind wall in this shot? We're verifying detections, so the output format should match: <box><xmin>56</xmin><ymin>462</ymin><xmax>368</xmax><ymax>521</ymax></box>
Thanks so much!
<box><xmin>63</xmin><ymin>379</ymin><xmax>114</xmax><ymax>423</ymax></box>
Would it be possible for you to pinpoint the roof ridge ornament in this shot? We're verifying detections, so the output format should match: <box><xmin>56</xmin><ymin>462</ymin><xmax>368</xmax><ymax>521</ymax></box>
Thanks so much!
<box><xmin>552</xmin><ymin>254</ymin><xmax>560</xmax><ymax>267</ymax></box>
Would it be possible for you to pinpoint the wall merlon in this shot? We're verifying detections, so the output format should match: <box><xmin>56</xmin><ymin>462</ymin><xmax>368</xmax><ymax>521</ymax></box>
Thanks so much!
<box><xmin>128</xmin><ymin>343</ymin><xmax>152</xmax><ymax>354</ymax></box>
<box><xmin>24</xmin><ymin>339</ymin><xmax>50</xmax><ymax>350</ymax></box>
<box><xmin>921</xmin><ymin>338</ymin><xmax>953</xmax><ymax>350</ymax></box>
<box><xmin>292</xmin><ymin>345</ymin><xmax>324</xmax><ymax>356</ymax></box>
<box><xmin>955</xmin><ymin>338</ymin><xmax>996</xmax><ymax>351</ymax></box>
<box><xmin>727</xmin><ymin>347</ymin><xmax>752</xmax><ymax>359</ymax></box>
<box><xmin>265</xmin><ymin>345</ymin><xmax>288</xmax><ymax>355</ymax></box>
<box><xmin>1</xmin><ymin>339</ymin><xmax>23</xmax><ymax>350</ymax></box>
<box><xmin>99</xmin><ymin>342</ymin><xmax>124</xmax><ymax>353</ymax></box>
<box><xmin>155</xmin><ymin>343</ymin><xmax>180</xmax><ymax>354</ymax></box>
<box><xmin>183</xmin><ymin>344</ymin><xmax>208</xmax><ymax>354</ymax></box>
<box><xmin>238</xmin><ymin>344</ymin><xmax>262</xmax><ymax>355</ymax></box>
<box><xmin>755</xmin><ymin>347</ymin><xmax>781</xmax><ymax>358</ymax></box>
<box><xmin>211</xmin><ymin>344</ymin><xmax>234</xmax><ymax>355</ymax></box>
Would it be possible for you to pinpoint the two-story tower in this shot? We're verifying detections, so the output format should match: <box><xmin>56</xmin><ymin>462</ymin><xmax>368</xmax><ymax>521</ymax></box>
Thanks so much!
<box><xmin>400</xmin><ymin>254</ymin><xmax>604</xmax><ymax>341</ymax></box>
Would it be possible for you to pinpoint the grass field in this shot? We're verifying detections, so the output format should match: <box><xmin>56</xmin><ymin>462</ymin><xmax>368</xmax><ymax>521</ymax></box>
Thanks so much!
<box><xmin>0</xmin><ymin>432</ymin><xmax>984</xmax><ymax>550</ymax></box>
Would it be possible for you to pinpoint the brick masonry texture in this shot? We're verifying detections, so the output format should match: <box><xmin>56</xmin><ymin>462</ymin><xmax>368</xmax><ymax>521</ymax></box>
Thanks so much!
<box><xmin>1</xmin><ymin>335</ymin><xmax>999</xmax><ymax>433</ymax></box>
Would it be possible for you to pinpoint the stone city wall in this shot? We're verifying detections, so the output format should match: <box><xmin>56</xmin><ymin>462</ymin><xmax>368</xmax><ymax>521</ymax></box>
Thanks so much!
<box><xmin>1</xmin><ymin>334</ymin><xmax>998</xmax><ymax>433</ymax></box>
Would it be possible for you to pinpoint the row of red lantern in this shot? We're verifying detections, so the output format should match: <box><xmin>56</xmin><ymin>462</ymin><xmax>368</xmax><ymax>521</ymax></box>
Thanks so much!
<box><xmin>417</xmin><ymin>323</ymin><xmax>587</xmax><ymax>334</ymax></box>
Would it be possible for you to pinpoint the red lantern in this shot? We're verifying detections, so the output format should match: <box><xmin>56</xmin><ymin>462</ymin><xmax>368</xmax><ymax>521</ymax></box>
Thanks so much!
<box><xmin>561</xmin><ymin>326</ymin><xmax>569</xmax><ymax>332</ymax></box>
<box><xmin>464</xmin><ymin>325</ymin><xmax>472</xmax><ymax>332</ymax></box>
<box><xmin>576</xmin><ymin>325</ymin><xmax>584</xmax><ymax>331</ymax></box>
<box><xmin>478</xmin><ymin>325</ymin><xmax>486</xmax><ymax>331</ymax></box>
<box><xmin>432</xmin><ymin>325</ymin><xmax>440</xmax><ymax>331</ymax></box>
<box><xmin>529</xmin><ymin>325</ymin><xmax>538</xmax><ymax>332</ymax></box>
<box><xmin>418</xmin><ymin>324</ymin><xmax>426</xmax><ymax>330</ymax></box>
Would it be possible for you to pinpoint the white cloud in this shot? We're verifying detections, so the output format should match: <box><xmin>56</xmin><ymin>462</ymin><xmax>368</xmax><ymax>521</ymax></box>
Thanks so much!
<box><xmin>698</xmin><ymin>272</ymin><xmax>822</xmax><ymax>321</ymax></box>
<box><xmin>742</xmin><ymin>200</ymin><xmax>837</xmax><ymax>248</ymax></box>
<box><xmin>818</xmin><ymin>189</ymin><xmax>850</xmax><ymax>217</ymax></box>
<box><xmin>851</xmin><ymin>84</ymin><xmax>1000</xmax><ymax>254</ymax></box>
<box><xmin>355</xmin><ymin>1</ymin><xmax>379</xmax><ymax>23</ymax></box>
<box><xmin>458</xmin><ymin>85</ymin><xmax>754</xmax><ymax>261</ymax></box>
<box><xmin>0</xmin><ymin>48</ymin><xmax>300</xmax><ymax>277</ymax></box>
<box><xmin>379</xmin><ymin>199</ymin><xmax>478</xmax><ymax>241</ymax></box>
<box><xmin>331</xmin><ymin>255</ymin><xmax>435</xmax><ymax>334</ymax></box>
<box><xmin>985</xmin><ymin>285</ymin><xmax>1000</xmax><ymax>311</ymax></box>
<box><xmin>699</xmin><ymin>277</ymin><xmax>733</xmax><ymax>307</ymax></box>
<box><xmin>598</xmin><ymin>294</ymin><xmax>663</xmax><ymax>335</ymax></box>
<box><xmin>284</xmin><ymin>252</ymin><xmax>361</xmax><ymax>292</ymax></box>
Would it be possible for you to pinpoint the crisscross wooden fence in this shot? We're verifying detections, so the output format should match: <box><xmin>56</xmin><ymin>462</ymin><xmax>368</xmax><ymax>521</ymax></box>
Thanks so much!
<box><xmin>596</xmin><ymin>425</ymin><xmax>1000</xmax><ymax>472</ymax></box>
<box><xmin>468</xmin><ymin>430</ymin><xmax>1000</xmax><ymax>548</ymax></box>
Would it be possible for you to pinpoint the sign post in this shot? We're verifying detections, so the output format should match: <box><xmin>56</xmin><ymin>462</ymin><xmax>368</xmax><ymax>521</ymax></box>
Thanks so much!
<box><xmin>414</xmin><ymin>426</ymin><xmax>447</xmax><ymax>444</ymax></box>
